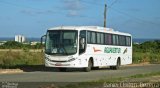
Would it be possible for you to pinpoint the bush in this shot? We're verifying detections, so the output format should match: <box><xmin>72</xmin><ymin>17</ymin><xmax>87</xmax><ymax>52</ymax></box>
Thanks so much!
<box><xmin>0</xmin><ymin>41</ymin><xmax>43</xmax><ymax>49</ymax></box>
<box><xmin>133</xmin><ymin>52</ymin><xmax>149</xmax><ymax>63</ymax></box>
<box><xmin>133</xmin><ymin>52</ymin><xmax>160</xmax><ymax>64</ymax></box>
<box><xmin>0</xmin><ymin>51</ymin><xmax>44</xmax><ymax>68</ymax></box>
<box><xmin>132</xmin><ymin>40</ymin><xmax>160</xmax><ymax>64</ymax></box>
<box><xmin>149</xmin><ymin>53</ymin><xmax>160</xmax><ymax>64</ymax></box>
<box><xmin>0</xmin><ymin>40</ymin><xmax>160</xmax><ymax>68</ymax></box>
<box><xmin>0</xmin><ymin>41</ymin><xmax>23</xmax><ymax>49</ymax></box>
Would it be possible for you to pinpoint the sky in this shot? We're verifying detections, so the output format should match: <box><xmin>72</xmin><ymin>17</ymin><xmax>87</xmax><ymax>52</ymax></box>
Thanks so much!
<box><xmin>0</xmin><ymin>0</ymin><xmax>160</xmax><ymax>39</ymax></box>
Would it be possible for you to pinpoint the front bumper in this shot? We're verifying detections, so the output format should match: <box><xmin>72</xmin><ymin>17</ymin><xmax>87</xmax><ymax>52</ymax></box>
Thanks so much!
<box><xmin>45</xmin><ymin>58</ymin><xmax>87</xmax><ymax>68</ymax></box>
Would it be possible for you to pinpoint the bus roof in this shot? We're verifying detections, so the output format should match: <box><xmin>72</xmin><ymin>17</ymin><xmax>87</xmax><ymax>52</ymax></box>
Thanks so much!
<box><xmin>48</xmin><ymin>26</ymin><xmax>131</xmax><ymax>36</ymax></box>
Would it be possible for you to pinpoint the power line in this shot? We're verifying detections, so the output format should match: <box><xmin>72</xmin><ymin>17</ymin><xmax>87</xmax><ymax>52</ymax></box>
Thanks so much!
<box><xmin>81</xmin><ymin>0</ymin><xmax>103</xmax><ymax>6</ymax></box>
<box><xmin>81</xmin><ymin>0</ymin><xmax>160</xmax><ymax>26</ymax></box>
<box><xmin>0</xmin><ymin>0</ymin><xmax>64</xmax><ymax>15</ymax></box>
<box><xmin>1</xmin><ymin>0</ymin><xmax>159</xmax><ymax>26</ymax></box>
<box><xmin>110</xmin><ymin>7</ymin><xmax>160</xmax><ymax>26</ymax></box>
<box><xmin>108</xmin><ymin>0</ymin><xmax>118</xmax><ymax>9</ymax></box>
<box><xmin>81</xmin><ymin>0</ymin><xmax>118</xmax><ymax>8</ymax></box>
<box><xmin>0</xmin><ymin>0</ymin><xmax>41</xmax><ymax>10</ymax></box>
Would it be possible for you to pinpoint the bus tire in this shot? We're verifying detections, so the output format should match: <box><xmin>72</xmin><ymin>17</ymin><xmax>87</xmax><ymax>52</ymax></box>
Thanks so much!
<box><xmin>113</xmin><ymin>59</ymin><xmax>121</xmax><ymax>70</ymax></box>
<box><xmin>59</xmin><ymin>68</ymin><xmax>67</xmax><ymax>72</ymax></box>
<box><xmin>92</xmin><ymin>67</ymin><xmax>99</xmax><ymax>70</ymax></box>
<box><xmin>84</xmin><ymin>60</ymin><xmax>92</xmax><ymax>72</ymax></box>
<box><xmin>110</xmin><ymin>66</ymin><xmax>114</xmax><ymax>69</ymax></box>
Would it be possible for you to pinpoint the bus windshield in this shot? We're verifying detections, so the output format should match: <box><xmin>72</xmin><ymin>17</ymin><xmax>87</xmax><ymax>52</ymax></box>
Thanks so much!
<box><xmin>45</xmin><ymin>30</ymin><xmax>78</xmax><ymax>55</ymax></box>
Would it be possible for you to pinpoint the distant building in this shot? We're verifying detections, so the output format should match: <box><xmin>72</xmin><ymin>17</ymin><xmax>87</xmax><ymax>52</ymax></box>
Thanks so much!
<box><xmin>15</xmin><ymin>35</ymin><xmax>25</xmax><ymax>43</ymax></box>
<box><xmin>0</xmin><ymin>42</ymin><xmax>4</xmax><ymax>45</ymax></box>
<box><xmin>0</xmin><ymin>41</ymin><xmax>7</xmax><ymax>45</ymax></box>
<box><xmin>31</xmin><ymin>41</ymin><xmax>38</xmax><ymax>45</ymax></box>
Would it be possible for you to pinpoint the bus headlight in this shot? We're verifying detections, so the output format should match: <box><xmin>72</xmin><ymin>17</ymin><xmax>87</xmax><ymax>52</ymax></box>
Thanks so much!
<box><xmin>45</xmin><ymin>56</ymin><xmax>52</xmax><ymax>62</ymax></box>
<box><xmin>68</xmin><ymin>58</ymin><xmax>76</xmax><ymax>62</ymax></box>
<box><xmin>45</xmin><ymin>57</ymin><xmax>50</xmax><ymax>61</ymax></box>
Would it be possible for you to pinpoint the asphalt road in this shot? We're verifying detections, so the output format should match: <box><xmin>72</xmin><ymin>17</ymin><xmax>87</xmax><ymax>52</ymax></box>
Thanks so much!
<box><xmin>0</xmin><ymin>64</ymin><xmax>160</xmax><ymax>82</ymax></box>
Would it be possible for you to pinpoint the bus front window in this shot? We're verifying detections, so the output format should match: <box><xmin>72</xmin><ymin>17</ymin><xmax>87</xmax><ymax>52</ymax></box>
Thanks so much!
<box><xmin>45</xmin><ymin>30</ymin><xmax>78</xmax><ymax>55</ymax></box>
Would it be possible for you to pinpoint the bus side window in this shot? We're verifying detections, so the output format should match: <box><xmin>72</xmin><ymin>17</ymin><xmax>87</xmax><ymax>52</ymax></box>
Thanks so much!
<box><xmin>105</xmin><ymin>34</ymin><xmax>112</xmax><ymax>45</ymax></box>
<box><xmin>100</xmin><ymin>33</ymin><xmax>104</xmax><ymax>44</ymax></box>
<box><xmin>91</xmin><ymin>32</ymin><xmax>96</xmax><ymax>44</ymax></box>
<box><xmin>126</xmin><ymin>36</ymin><xmax>131</xmax><ymax>46</ymax></box>
<box><xmin>119</xmin><ymin>35</ymin><xmax>126</xmax><ymax>46</ymax></box>
<box><xmin>97</xmin><ymin>32</ymin><xmax>101</xmax><ymax>44</ymax></box>
<box><xmin>112</xmin><ymin>35</ymin><xmax>116</xmax><ymax>45</ymax></box>
<box><xmin>87</xmin><ymin>31</ymin><xmax>91</xmax><ymax>43</ymax></box>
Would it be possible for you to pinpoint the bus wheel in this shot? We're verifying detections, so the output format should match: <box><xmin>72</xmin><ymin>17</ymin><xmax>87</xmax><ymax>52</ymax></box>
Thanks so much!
<box><xmin>92</xmin><ymin>67</ymin><xmax>99</xmax><ymax>70</ymax></box>
<box><xmin>84</xmin><ymin>60</ymin><xmax>92</xmax><ymax>72</ymax></box>
<box><xmin>113</xmin><ymin>59</ymin><xmax>121</xmax><ymax>70</ymax></box>
<box><xmin>110</xmin><ymin>66</ymin><xmax>114</xmax><ymax>69</ymax></box>
<box><xmin>59</xmin><ymin>68</ymin><xmax>67</xmax><ymax>72</ymax></box>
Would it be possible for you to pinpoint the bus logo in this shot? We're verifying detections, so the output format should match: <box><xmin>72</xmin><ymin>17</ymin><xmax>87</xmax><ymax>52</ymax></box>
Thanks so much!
<box><xmin>104</xmin><ymin>47</ymin><xmax>121</xmax><ymax>53</ymax></box>
<box><xmin>93</xmin><ymin>47</ymin><xmax>102</xmax><ymax>52</ymax></box>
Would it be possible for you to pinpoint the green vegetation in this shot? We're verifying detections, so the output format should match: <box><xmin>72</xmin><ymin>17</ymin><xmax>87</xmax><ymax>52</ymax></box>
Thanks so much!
<box><xmin>0</xmin><ymin>41</ymin><xmax>42</xmax><ymax>49</ymax></box>
<box><xmin>52</xmin><ymin>71</ymin><xmax>160</xmax><ymax>88</ymax></box>
<box><xmin>0</xmin><ymin>50</ymin><xmax>44</xmax><ymax>68</ymax></box>
<box><xmin>0</xmin><ymin>40</ymin><xmax>160</xmax><ymax>88</ymax></box>
<box><xmin>0</xmin><ymin>40</ymin><xmax>160</xmax><ymax>68</ymax></box>
<box><xmin>129</xmin><ymin>71</ymin><xmax>160</xmax><ymax>79</ymax></box>
<box><xmin>133</xmin><ymin>40</ymin><xmax>160</xmax><ymax>64</ymax></box>
<box><xmin>98</xmin><ymin>71</ymin><xmax>160</xmax><ymax>83</ymax></box>
<box><xmin>96</xmin><ymin>71</ymin><xmax>160</xmax><ymax>83</ymax></box>
<box><xmin>0</xmin><ymin>41</ymin><xmax>44</xmax><ymax>68</ymax></box>
<box><xmin>133</xmin><ymin>52</ymin><xmax>160</xmax><ymax>64</ymax></box>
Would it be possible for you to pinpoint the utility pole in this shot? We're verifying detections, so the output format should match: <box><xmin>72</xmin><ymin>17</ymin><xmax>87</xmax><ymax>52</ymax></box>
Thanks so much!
<box><xmin>104</xmin><ymin>4</ymin><xmax>107</xmax><ymax>28</ymax></box>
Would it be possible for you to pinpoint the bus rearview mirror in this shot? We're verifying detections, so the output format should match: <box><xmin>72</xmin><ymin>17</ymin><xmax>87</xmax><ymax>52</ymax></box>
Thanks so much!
<box><xmin>41</xmin><ymin>35</ymin><xmax>46</xmax><ymax>47</ymax></box>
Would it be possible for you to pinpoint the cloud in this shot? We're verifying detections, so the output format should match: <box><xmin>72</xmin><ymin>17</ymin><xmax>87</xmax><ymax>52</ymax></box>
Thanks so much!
<box><xmin>61</xmin><ymin>0</ymin><xmax>84</xmax><ymax>17</ymax></box>
<box><xmin>1</xmin><ymin>16</ymin><xmax>12</xmax><ymax>20</ymax></box>
<box><xmin>66</xmin><ymin>10</ymin><xmax>87</xmax><ymax>18</ymax></box>
<box><xmin>127</xmin><ymin>8</ymin><xmax>142</xmax><ymax>12</ymax></box>
<box><xmin>20</xmin><ymin>9</ymin><xmax>55</xmax><ymax>16</ymax></box>
<box><xmin>63</xmin><ymin>0</ymin><xmax>83</xmax><ymax>10</ymax></box>
<box><xmin>67</xmin><ymin>10</ymin><xmax>78</xmax><ymax>16</ymax></box>
<box><xmin>24</xmin><ymin>0</ymin><xmax>45</xmax><ymax>2</ymax></box>
<box><xmin>21</xmin><ymin>0</ymin><xmax>86</xmax><ymax>17</ymax></box>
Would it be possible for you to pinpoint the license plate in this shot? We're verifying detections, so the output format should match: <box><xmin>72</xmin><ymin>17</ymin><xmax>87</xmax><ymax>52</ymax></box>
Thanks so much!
<box><xmin>55</xmin><ymin>63</ymin><xmax>62</xmax><ymax>66</ymax></box>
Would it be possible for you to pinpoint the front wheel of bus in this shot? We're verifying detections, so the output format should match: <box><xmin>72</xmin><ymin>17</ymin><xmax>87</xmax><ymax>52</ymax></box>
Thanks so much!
<box><xmin>84</xmin><ymin>60</ymin><xmax>92</xmax><ymax>72</ymax></box>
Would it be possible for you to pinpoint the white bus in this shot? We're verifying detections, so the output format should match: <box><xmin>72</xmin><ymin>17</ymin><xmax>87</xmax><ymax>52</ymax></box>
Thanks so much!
<box><xmin>42</xmin><ymin>26</ymin><xmax>132</xmax><ymax>72</ymax></box>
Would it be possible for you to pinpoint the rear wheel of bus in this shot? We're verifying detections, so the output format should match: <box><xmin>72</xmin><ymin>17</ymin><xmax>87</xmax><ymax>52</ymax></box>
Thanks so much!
<box><xmin>110</xmin><ymin>58</ymin><xmax>121</xmax><ymax>70</ymax></box>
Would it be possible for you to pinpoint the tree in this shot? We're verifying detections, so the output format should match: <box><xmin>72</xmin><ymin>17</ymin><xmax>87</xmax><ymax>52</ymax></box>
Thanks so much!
<box><xmin>1</xmin><ymin>41</ymin><xmax>23</xmax><ymax>49</ymax></box>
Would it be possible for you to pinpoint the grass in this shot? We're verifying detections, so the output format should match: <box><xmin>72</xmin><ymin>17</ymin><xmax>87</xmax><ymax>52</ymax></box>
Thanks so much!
<box><xmin>0</xmin><ymin>49</ymin><xmax>160</xmax><ymax>88</ymax></box>
<box><xmin>0</xmin><ymin>49</ymin><xmax>44</xmax><ymax>68</ymax></box>
<box><xmin>0</xmin><ymin>49</ymin><xmax>160</xmax><ymax>68</ymax></box>
<box><xmin>56</xmin><ymin>71</ymin><xmax>160</xmax><ymax>88</ymax></box>
<box><xmin>133</xmin><ymin>52</ymin><xmax>160</xmax><ymax>64</ymax></box>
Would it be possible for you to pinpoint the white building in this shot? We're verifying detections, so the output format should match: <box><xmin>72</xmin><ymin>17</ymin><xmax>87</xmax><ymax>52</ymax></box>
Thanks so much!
<box><xmin>15</xmin><ymin>35</ymin><xmax>25</xmax><ymax>43</ymax></box>
<box><xmin>0</xmin><ymin>41</ymin><xmax>6</xmax><ymax>45</ymax></box>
